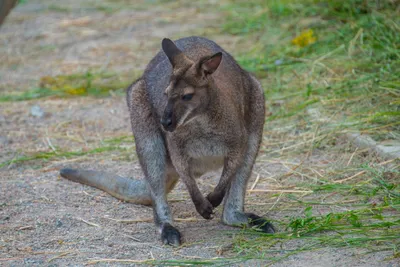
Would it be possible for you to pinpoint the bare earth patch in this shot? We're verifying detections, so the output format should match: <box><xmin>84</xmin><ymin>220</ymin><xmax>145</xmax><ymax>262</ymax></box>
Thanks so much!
<box><xmin>1</xmin><ymin>0</ymin><xmax>399</xmax><ymax>266</ymax></box>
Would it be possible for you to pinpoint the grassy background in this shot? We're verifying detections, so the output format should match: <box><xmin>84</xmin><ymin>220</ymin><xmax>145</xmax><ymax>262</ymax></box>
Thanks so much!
<box><xmin>1</xmin><ymin>0</ymin><xmax>399</xmax><ymax>265</ymax></box>
<box><xmin>224</xmin><ymin>0</ymin><xmax>400</xmax><ymax>141</ymax></box>
<box><xmin>3</xmin><ymin>0</ymin><xmax>399</xmax><ymax>141</ymax></box>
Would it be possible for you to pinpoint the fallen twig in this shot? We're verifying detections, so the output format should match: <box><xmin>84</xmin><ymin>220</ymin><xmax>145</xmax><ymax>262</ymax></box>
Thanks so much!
<box><xmin>266</xmin><ymin>192</ymin><xmax>284</xmax><ymax>213</ymax></box>
<box><xmin>247</xmin><ymin>189</ymin><xmax>313</xmax><ymax>193</ymax></box>
<box><xmin>48</xmin><ymin>251</ymin><xmax>75</xmax><ymax>263</ymax></box>
<box><xmin>250</xmin><ymin>173</ymin><xmax>261</xmax><ymax>191</ymax></box>
<box><xmin>87</xmin><ymin>258</ymin><xmax>151</xmax><ymax>265</ymax></box>
<box><xmin>121</xmin><ymin>233</ymin><xmax>141</xmax><ymax>242</ymax></box>
<box><xmin>0</xmin><ymin>257</ymin><xmax>22</xmax><ymax>261</ymax></box>
<box><xmin>78</xmin><ymin>218</ymin><xmax>100</xmax><ymax>227</ymax></box>
<box><xmin>334</xmin><ymin>158</ymin><xmax>398</xmax><ymax>183</ymax></box>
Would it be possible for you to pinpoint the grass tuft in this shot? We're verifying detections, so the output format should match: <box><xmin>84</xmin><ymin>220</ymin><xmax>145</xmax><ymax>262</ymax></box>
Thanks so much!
<box><xmin>0</xmin><ymin>71</ymin><xmax>135</xmax><ymax>102</ymax></box>
<box><xmin>223</xmin><ymin>0</ymin><xmax>400</xmax><ymax>141</ymax></box>
<box><xmin>0</xmin><ymin>135</ymin><xmax>134</xmax><ymax>169</ymax></box>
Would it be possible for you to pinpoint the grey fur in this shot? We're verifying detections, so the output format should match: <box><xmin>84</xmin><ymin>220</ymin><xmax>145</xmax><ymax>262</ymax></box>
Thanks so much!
<box><xmin>60</xmin><ymin>36</ymin><xmax>274</xmax><ymax>246</ymax></box>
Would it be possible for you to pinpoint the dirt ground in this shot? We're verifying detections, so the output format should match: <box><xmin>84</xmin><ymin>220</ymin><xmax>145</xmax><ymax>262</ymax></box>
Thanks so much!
<box><xmin>0</xmin><ymin>1</ymin><xmax>398</xmax><ymax>266</ymax></box>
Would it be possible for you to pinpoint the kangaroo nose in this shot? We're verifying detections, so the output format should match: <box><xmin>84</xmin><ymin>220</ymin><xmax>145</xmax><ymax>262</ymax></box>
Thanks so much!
<box><xmin>161</xmin><ymin>117</ymin><xmax>172</xmax><ymax>128</ymax></box>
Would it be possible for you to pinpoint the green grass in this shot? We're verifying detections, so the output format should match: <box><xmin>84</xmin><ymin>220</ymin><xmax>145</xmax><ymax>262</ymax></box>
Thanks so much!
<box><xmin>0</xmin><ymin>71</ymin><xmax>135</xmax><ymax>102</ymax></box>
<box><xmin>0</xmin><ymin>135</ymin><xmax>134</xmax><ymax>169</ymax></box>
<box><xmin>223</xmin><ymin>0</ymin><xmax>400</xmax><ymax>141</ymax></box>
<box><xmin>228</xmin><ymin>173</ymin><xmax>400</xmax><ymax>264</ymax></box>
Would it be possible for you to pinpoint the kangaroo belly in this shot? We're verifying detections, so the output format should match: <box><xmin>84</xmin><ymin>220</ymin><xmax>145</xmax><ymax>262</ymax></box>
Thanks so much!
<box><xmin>183</xmin><ymin>136</ymin><xmax>226</xmax><ymax>177</ymax></box>
<box><xmin>191</xmin><ymin>156</ymin><xmax>224</xmax><ymax>177</ymax></box>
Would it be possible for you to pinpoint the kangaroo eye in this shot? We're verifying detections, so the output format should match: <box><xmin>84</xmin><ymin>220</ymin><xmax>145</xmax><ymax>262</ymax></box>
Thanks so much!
<box><xmin>182</xmin><ymin>93</ymin><xmax>194</xmax><ymax>101</ymax></box>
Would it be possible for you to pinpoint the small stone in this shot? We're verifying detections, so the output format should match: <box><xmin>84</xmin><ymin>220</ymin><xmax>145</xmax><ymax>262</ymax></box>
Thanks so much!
<box><xmin>30</xmin><ymin>105</ymin><xmax>45</xmax><ymax>118</ymax></box>
<box><xmin>56</xmin><ymin>219</ymin><xmax>63</xmax><ymax>227</ymax></box>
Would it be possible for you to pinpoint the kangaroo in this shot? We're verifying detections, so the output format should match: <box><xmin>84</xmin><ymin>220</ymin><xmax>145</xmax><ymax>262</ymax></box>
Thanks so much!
<box><xmin>60</xmin><ymin>36</ymin><xmax>275</xmax><ymax>246</ymax></box>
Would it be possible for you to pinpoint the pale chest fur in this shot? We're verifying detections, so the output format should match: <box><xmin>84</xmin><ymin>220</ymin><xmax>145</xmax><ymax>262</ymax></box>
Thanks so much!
<box><xmin>181</xmin><ymin>135</ymin><xmax>225</xmax><ymax>177</ymax></box>
<box><xmin>185</xmin><ymin>135</ymin><xmax>226</xmax><ymax>158</ymax></box>
<box><xmin>166</xmin><ymin>128</ymin><xmax>226</xmax><ymax>177</ymax></box>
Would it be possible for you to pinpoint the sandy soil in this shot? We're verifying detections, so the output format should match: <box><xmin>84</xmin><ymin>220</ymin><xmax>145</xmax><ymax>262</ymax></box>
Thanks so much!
<box><xmin>1</xmin><ymin>1</ymin><xmax>398</xmax><ymax>266</ymax></box>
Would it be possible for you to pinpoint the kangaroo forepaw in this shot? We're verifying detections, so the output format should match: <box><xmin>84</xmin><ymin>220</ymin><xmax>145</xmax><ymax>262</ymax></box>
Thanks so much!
<box><xmin>195</xmin><ymin>199</ymin><xmax>214</xmax><ymax>220</ymax></box>
<box><xmin>161</xmin><ymin>223</ymin><xmax>181</xmax><ymax>246</ymax></box>
<box><xmin>206</xmin><ymin>191</ymin><xmax>224</xmax><ymax>208</ymax></box>
<box><xmin>246</xmin><ymin>213</ymin><xmax>275</xmax><ymax>233</ymax></box>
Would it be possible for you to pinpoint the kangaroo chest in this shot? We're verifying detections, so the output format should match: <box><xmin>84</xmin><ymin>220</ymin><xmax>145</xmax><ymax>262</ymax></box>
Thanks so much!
<box><xmin>167</xmin><ymin>131</ymin><xmax>226</xmax><ymax>177</ymax></box>
<box><xmin>186</xmin><ymin>135</ymin><xmax>226</xmax><ymax>176</ymax></box>
<box><xmin>185</xmin><ymin>135</ymin><xmax>225</xmax><ymax>156</ymax></box>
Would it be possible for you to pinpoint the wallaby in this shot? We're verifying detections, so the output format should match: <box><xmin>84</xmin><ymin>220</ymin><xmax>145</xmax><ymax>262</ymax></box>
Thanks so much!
<box><xmin>60</xmin><ymin>36</ymin><xmax>275</xmax><ymax>246</ymax></box>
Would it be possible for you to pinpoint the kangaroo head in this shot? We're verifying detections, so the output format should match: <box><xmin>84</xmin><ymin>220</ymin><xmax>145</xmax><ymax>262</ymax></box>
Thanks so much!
<box><xmin>160</xmin><ymin>38</ymin><xmax>222</xmax><ymax>132</ymax></box>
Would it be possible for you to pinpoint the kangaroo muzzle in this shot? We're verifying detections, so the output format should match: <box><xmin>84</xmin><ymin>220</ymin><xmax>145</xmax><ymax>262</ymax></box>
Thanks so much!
<box><xmin>161</xmin><ymin>116</ymin><xmax>176</xmax><ymax>132</ymax></box>
<box><xmin>161</xmin><ymin>102</ymin><xmax>176</xmax><ymax>132</ymax></box>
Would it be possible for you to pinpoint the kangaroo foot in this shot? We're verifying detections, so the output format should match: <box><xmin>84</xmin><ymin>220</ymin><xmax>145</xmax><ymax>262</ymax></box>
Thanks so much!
<box><xmin>223</xmin><ymin>211</ymin><xmax>275</xmax><ymax>233</ymax></box>
<box><xmin>246</xmin><ymin>213</ymin><xmax>275</xmax><ymax>233</ymax></box>
<box><xmin>161</xmin><ymin>223</ymin><xmax>181</xmax><ymax>246</ymax></box>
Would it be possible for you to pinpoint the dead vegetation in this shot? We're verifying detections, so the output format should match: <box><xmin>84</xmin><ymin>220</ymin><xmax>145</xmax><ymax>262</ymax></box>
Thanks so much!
<box><xmin>0</xmin><ymin>0</ymin><xmax>399</xmax><ymax>266</ymax></box>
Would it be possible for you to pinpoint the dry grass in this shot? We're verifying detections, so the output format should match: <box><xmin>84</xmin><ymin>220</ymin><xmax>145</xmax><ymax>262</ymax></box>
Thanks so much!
<box><xmin>0</xmin><ymin>0</ymin><xmax>399</xmax><ymax>266</ymax></box>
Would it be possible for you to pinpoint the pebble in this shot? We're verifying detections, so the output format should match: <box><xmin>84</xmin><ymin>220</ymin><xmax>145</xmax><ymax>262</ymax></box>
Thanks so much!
<box><xmin>30</xmin><ymin>105</ymin><xmax>45</xmax><ymax>118</ymax></box>
<box><xmin>56</xmin><ymin>219</ymin><xmax>63</xmax><ymax>227</ymax></box>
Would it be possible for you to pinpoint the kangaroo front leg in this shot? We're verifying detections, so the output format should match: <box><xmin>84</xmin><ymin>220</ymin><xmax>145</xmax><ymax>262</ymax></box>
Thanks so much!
<box><xmin>170</xmin><ymin>151</ymin><xmax>213</xmax><ymax>219</ymax></box>
<box><xmin>207</xmin><ymin>151</ymin><xmax>244</xmax><ymax>208</ymax></box>
<box><xmin>184</xmin><ymin>171</ymin><xmax>214</xmax><ymax>219</ymax></box>
<box><xmin>222</xmin><ymin>135</ymin><xmax>275</xmax><ymax>233</ymax></box>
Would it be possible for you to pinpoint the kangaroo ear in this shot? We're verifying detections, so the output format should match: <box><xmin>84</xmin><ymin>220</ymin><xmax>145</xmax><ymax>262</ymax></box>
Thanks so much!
<box><xmin>162</xmin><ymin>38</ymin><xmax>182</xmax><ymax>67</ymax></box>
<box><xmin>200</xmin><ymin>52</ymin><xmax>222</xmax><ymax>75</ymax></box>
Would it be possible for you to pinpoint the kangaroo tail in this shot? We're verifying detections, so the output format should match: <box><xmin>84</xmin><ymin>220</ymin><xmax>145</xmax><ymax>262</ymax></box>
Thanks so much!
<box><xmin>59</xmin><ymin>168</ymin><xmax>152</xmax><ymax>205</ymax></box>
<box><xmin>0</xmin><ymin>0</ymin><xmax>17</xmax><ymax>26</ymax></box>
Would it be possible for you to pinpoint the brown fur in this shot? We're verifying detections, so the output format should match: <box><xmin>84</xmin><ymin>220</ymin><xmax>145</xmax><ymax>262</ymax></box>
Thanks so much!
<box><xmin>60</xmin><ymin>36</ymin><xmax>274</xmax><ymax>246</ymax></box>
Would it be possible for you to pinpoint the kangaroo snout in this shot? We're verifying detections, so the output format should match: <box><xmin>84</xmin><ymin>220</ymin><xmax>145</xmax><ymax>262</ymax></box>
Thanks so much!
<box><xmin>161</xmin><ymin>100</ymin><xmax>177</xmax><ymax>132</ymax></box>
<box><xmin>161</xmin><ymin>117</ymin><xmax>173</xmax><ymax>131</ymax></box>
<box><xmin>161</xmin><ymin>113</ymin><xmax>176</xmax><ymax>132</ymax></box>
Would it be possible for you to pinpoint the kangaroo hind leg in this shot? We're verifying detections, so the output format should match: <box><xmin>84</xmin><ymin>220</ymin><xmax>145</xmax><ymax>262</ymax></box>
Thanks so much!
<box><xmin>221</xmin><ymin>135</ymin><xmax>275</xmax><ymax>233</ymax></box>
<box><xmin>128</xmin><ymin>79</ymin><xmax>181</xmax><ymax>246</ymax></box>
<box><xmin>221</xmin><ymin>77</ymin><xmax>275</xmax><ymax>233</ymax></box>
